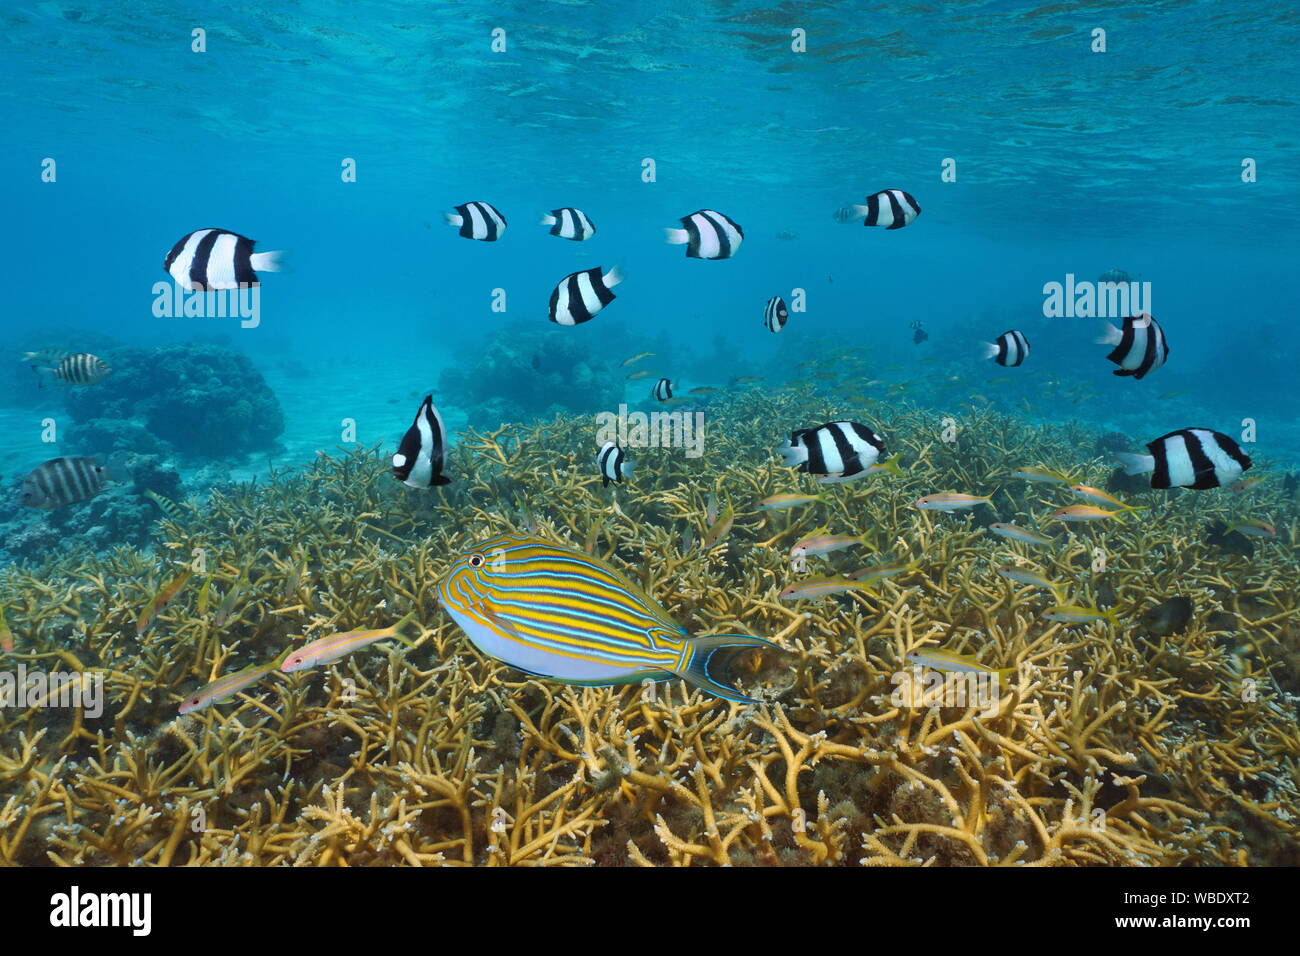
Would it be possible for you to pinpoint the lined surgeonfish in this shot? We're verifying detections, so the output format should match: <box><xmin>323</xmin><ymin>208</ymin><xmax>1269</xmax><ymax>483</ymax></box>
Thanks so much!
<box><xmin>548</xmin><ymin>266</ymin><xmax>623</xmax><ymax>325</ymax></box>
<box><xmin>597</xmin><ymin>441</ymin><xmax>634</xmax><ymax>487</ymax></box>
<box><xmin>438</xmin><ymin>534</ymin><xmax>779</xmax><ymax>703</ymax></box>
<box><xmin>1096</xmin><ymin>313</ymin><xmax>1168</xmax><ymax>379</ymax></box>
<box><xmin>20</xmin><ymin>455</ymin><xmax>128</xmax><ymax>509</ymax></box>
<box><xmin>163</xmin><ymin>228</ymin><xmax>284</xmax><ymax>291</ymax></box>
<box><xmin>652</xmin><ymin>378</ymin><xmax>674</xmax><ymax>402</ymax></box>
<box><xmin>664</xmin><ymin>209</ymin><xmax>744</xmax><ymax>259</ymax></box>
<box><xmin>778</xmin><ymin>420</ymin><xmax>887</xmax><ymax>484</ymax></box>
<box><xmin>31</xmin><ymin>352</ymin><xmax>112</xmax><ymax>387</ymax></box>
<box><xmin>444</xmin><ymin>201</ymin><xmax>507</xmax><ymax>241</ymax></box>
<box><xmin>834</xmin><ymin>189</ymin><xmax>921</xmax><ymax>229</ymax></box>
<box><xmin>541</xmin><ymin>207</ymin><xmax>595</xmax><ymax>241</ymax></box>
<box><xmin>983</xmin><ymin>330</ymin><xmax>1030</xmax><ymax>367</ymax></box>
<box><xmin>764</xmin><ymin>296</ymin><xmax>788</xmax><ymax>333</ymax></box>
<box><xmin>393</xmin><ymin>395</ymin><xmax>450</xmax><ymax>488</ymax></box>
<box><xmin>1117</xmin><ymin>428</ymin><xmax>1252</xmax><ymax>490</ymax></box>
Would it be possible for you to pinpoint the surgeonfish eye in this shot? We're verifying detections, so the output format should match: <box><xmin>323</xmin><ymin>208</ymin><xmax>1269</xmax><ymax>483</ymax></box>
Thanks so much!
<box><xmin>469</xmin><ymin>553</ymin><xmax>485</xmax><ymax>568</ymax></box>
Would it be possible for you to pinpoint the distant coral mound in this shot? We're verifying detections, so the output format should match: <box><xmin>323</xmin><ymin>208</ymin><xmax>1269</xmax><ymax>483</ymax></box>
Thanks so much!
<box><xmin>65</xmin><ymin>343</ymin><xmax>284</xmax><ymax>459</ymax></box>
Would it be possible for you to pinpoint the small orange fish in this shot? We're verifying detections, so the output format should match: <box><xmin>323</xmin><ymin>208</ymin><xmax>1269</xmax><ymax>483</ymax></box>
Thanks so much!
<box><xmin>0</xmin><ymin>604</ymin><xmax>13</xmax><ymax>654</ymax></box>
<box><xmin>137</xmin><ymin>569</ymin><xmax>194</xmax><ymax>636</ymax></box>
<box><xmin>1050</xmin><ymin>504</ymin><xmax>1135</xmax><ymax>523</ymax></box>
<box><xmin>914</xmin><ymin>492</ymin><xmax>992</xmax><ymax>512</ymax></box>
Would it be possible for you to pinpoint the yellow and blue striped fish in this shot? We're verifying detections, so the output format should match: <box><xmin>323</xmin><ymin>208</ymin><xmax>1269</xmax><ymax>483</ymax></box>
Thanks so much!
<box><xmin>438</xmin><ymin>534</ymin><xmax>778</xmax><ymax>703</ymax></box>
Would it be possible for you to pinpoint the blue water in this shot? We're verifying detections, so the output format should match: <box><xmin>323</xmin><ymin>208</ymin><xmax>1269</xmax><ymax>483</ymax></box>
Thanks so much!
<box><xmin>3</xmin><ymin>0</ymin><xmax>1298</xmax><ymax>493</ymax></box>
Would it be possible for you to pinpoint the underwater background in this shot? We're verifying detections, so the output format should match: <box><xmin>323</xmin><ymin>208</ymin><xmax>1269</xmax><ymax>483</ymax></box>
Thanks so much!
<box><xmin>0</xmin><ymin>1</ymin><xmax>1297</xmax><ymax>866</ymax></box>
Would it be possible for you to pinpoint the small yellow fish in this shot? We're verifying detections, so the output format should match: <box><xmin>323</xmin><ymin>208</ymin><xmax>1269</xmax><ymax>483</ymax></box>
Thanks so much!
<box><xmin>779</xmin><ymin>577</ymin><xmax>875</xmax><ymax>601</ymax></box>
<box><xmin>196</xmin><ymin>576</ymin><xmax>211</xmax><ymax>617</ymax></box>
<box><xmin>790</xmin><ymin>528</ymin><xmax>867</xmax><ymax>559</ymax></box>
<box><xmin>996</xmin><ymin>565</ymin><xmax>1065</xmax><ymax>596</ymax></box>
<box><xmin>179</xmin><ymin>649</ymin><xmax>292</xmax><ymax>715</ymax></box>
<box><xmin>1231</xmin><ymin>477</ymin><xmax>1265</xmax><ymax>493</ymax></box>
<box><xmin>1010</xmin><ymin>466</ymin><xmax>1073</xmax><ymax>484</ymax></box>
<box><xmin>849</xmin><ymin>559</ymin><xmax>919</xmax><ymax>583</ymax></box>
<box><xmin>758</xmin><ymin>493</ymin><xmax>823</xmax><ymax>511</ymax></box>
<box><xmin>137</xmin><ymin>569</ymin><xmax>194</xmax><ymax>636</ymax></box>
<box><xmin>281</xmin><ymin>614</ymin><xmax>420</xmax><ymax>672</ymax></box>
<box><xmin>1050</xmin><ymin>504</ymin><xmax>1135</xmax><ymax>523</ymax></box>
<box><xmin>625</xmin><ymin>369</ymin><xmax>653</xmax><ymax>381</ymax></box>
<box><xmin>701</xmin><ymin>502</ymin><xmax>735</xmax><ymax>549</ymax></box>
<box><xmin>1043</xmin><ymin>605</ymin><xmax>1121</xmax><ymax>625</ymax></box>
<box><xmin>987</xmin><ymin>523</ymin><xmax>1054</xmax><ymax>545</ymax></box>
<box><xmin>905</xmin><ymin>646</ymin><xmax>1015</xmax><ymax>680</ymax></box>
<box><xmin>1069</xmin><ymin>484</ymin><xmax>1135</xmax><ymax>510</ymax></box>
<box><xmin>1225</xmin><ymin>519</ymin><xmax>1276</xmax><ymax>538</ymax></box>
<box><xmin>731</xmin><ymin>376</ymin><xmax>763</xmax><ymax>385</ymax></box>
<box><xmin>0</xmin><ymin>604</ymin><xmax>13</xmax><ymax>654</ymax></box>
<box><xmin>689</xmin><ymin>386</ymin><xmax>720</xmax><ymax>395</ymax></box>
<box><xmin>914</xmin><ymin>492</ymin><xmax>993</xmax><ymax>512</ymax></box>
<box><xmin>621</xmin><ymin>352</ymin><xmax>654</xmax><ymax>368</ymax></box>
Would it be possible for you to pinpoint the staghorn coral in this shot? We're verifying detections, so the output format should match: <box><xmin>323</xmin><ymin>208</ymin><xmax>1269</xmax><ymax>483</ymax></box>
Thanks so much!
<box><xmin>0</xmin><ymin>386</ymin><xmax>1297</xmax><ymax>867</ymax></box>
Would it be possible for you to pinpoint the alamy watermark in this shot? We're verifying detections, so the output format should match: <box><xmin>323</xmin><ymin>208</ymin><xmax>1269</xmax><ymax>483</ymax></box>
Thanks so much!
<box><xmin>1</xmin><ymin>664</ymin><xmax>103</xmax><ymax>718</ymax></box>
<box><xmin>151</xmin><ymin>281</ymin><xmax>261</xmax><ymax>329</ymax></box>
<box><xmin>1042</xmin><ymin>273</ymin><xmax>1151</xmax><ymax>318</ymax></box>
<box><xmin>595</xmin><ymin>404</ymin><xmax>705</xmax><ymax>458</ymax></box>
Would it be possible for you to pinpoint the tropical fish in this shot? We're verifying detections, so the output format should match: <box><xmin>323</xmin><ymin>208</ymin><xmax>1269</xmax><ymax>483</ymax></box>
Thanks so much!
<box><xmin>996</xmin><ymin>565</ymin><xmax>1064</xmax><ymax>594</ymax></box>
<box><xmin>905</xmin><ymin>647</ymin><xmax>1014</xmax><ymax>679</ymax></box>
<box><xmin>21</xmin><ymin>455</ymin><xmax>128</xmax><ymax>509</ymax></box>
<box><xmin>1049</xmin><ymin>504</ymin><xmax>1132</xmax><ymax>522</ymax></box>
<box><xmin>626</xmin><ymin>369</ymin><xmax>652</xmax><ymax>381</ymax></box>
<box><xmin>444</xmin><ymin>201</ymin><xmax>507</xmax><ymax>241</ymax></box>
<box><xmin>758</xmin><ymin>493</ymin><xmax>823</xmax><ymax>511</ymax></box>
<box><xmin>865</xmin><ymin>454</ymin><xmax>905</xmax><ymax>478</ymax></box>
<box><xmin>664</xmin><ymin>209</ymin><xmax>744</xmax><ymax>259</ymax></box>
<box><xmin>790</xmin><ymin>528</ymin><xmax>867</xmax><ymax>559</ymax></box>
<box><xmin>549</xmin><ymin>266</ymin><xmax>623</xmax><ymax>325</ymax></box>
<box><xmin>393</xmin><ymin>395</ymin><xmax>450</xmax><ymax>488</ymax></box>
<box><xmin>281</xmin><ymin>614</ymin><xmax>421</xmax><ymax>673</ymax></box>
<box><xmin>652</xmin><ymin>378</ymin><xmax>674</xmax><ymax>402</ymax></box>
<box><xmin>438</xmin><ymin>535</ymin><xmax>777</xmax><ymax>702</ymax></box>
<box><xmin>1138</xmin><ymin>596</ymin><xmax>1193</xmax><ymax>636</ymax></box>
<box><xmin>983</xmin><ymin>330</ymin><xmax>1029</xmax><ymax>367</ymax></box>
<box><xmin>914</xmin><ymin>492</ymin><xmax>992</xmax><ymax>512</ymax></box>
<box><xmin>688</xmin><ymin>386</ymin><xmax>720</xmax><ymax>395</ymax></box>
<box><xmin>196</xmin><ymin>576</ymin><xmax>211</xmax><ymax>617</ymax></box>
<box><xmin>987</xmin><ymin>523</ymin><xmax>1054</xmax><ymax>545</ymax></box>
<box><xmin>1043</xmin><ymin>605</ymin><xmax>1121</xmax><ymax>625</ymax></box>
<box><xmin>1225</xmin><ymin>519</ymin><xmax>1276</xmax><ymax>538</ymax></box>
<box><xmin>597</xmin><ymin>441</ymin><xmax>634</xmax><ymax>487</ymax></box>
<box><xmin>1069</xmin><ymin>485</ymin><xmax>1135</xmax><ymax>510</ymax></box>
<box><xmin>20</xmin><ymin>349</ymin><xmax>71</xmax><ymax>367</ymax></box>
<box><xmin>706</xmin><ymin>490</ymin><xmax>719</xmax><ymax>526</ymax></box>
<box><xmin>0</xmin><ymin>604</ymin><xmax>13</xmax><ymax>654</ymax></box>
<box><xmin>137</xmin><ymin>569</ymin><xmax>194</xmax><ymax>636</ymax></box>
<box><xmin>1009</xmin><ymin>466</ymin><xmax>1073</xmax><ymax>484</ymax></box>
<box><xmin>540</xmin><ymin>207</ymin><xmax>595</xmax><ymax>241</ymax></box>
<box><xmin>764</xmin><ymin>296</ymin><xmax>788</xmax><ymax>333</ymax></box>
<box><xmin>145</xmin><ymin>489</ymin><xmax>187</xmax><ymax>522</ymax></box>
<box><xmin>621</xmin><ymin>352</ymin><xmax>654</xmax><ymax>367</ymax></box>
<box><xmin>849</xmin><ymin>558</ymin><xmax>919</xmax><ymax>583</ymax></box>
<box><xmin>33</xmin><ymin>353</ymin><xmax>112</xmax><ymax>387</ymax></box>
<box><xmin>178</xmin><ymin>649</ymin><xmax>292</xmax><ymax>715</ymax></box>
<box><xmin>214</xmin><ymin>574</ymin><xmax>247</xmax><ymax>628</ymax></box>
<box><xmin>1117</xmin><ymin>428</ymin><xmax>1251</xmax><ymax>490</ymax></box>
<box><xmin>834</xmin><ymin>189</ymin><xmax>921</xmax><ymax>229</ymax></box>
<box><xmin>910</xmin><ymin>320</ymin><xmax>928</xmax><ymax>344</ymax></box>
<box><xmin>780</xmin><ymin>576</ymin><xmax>876</xmax><ymax>601</ymax></box>
<box><xmin>164</xmin><ymin>228</ymin><xmax>284</xmax><ymax>290</ymax></box>
<box><xmin>731</xmin><ymin>376</ymin><xmax>763</xmax><ymax>385</ymax></box>
<box><xmin>1231</xmin><ymin>477</ymin><xmax>1265</xmax><ymax>493</ymax></box>
<box><xmin>701</xmin><ymin>502</ymin><xmax>735</xmax><ymax>549</ymax></box>
<box><xmin>1096</xmin><ymin>313</ymin><xmax>1168</xmax><ymax>380</ymax></box>
<box><xmin>779</xmin><ymin>421</ymin><xmax>889</xmax><ymax>484</ymax></box>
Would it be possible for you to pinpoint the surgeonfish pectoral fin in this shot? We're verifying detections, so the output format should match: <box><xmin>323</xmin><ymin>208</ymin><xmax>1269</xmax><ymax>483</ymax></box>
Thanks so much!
<box><xmin>676</xmin><ymin>634</ymin><xmax>778</xmax><ymax>704</ymax></box>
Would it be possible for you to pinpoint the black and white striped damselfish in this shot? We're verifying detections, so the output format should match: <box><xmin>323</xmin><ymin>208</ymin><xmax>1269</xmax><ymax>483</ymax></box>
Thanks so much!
<box><xmin>652</xmin><ymin>378</ymin><xmax>674</xmax><ymax>402</ymax></box>
<box><xmin>438</xmin><ymin>534</ymin><xmax>780</xmax><ymax>702</ymax></box>
<box><xmin>549</xmin><ymin>266</ymin><xmax>623</xmax><ymax>325</ymax></box>
<box><xmin>1096</xmin><ymin>313</ymin><xmax>1168</xmax><ymax>379</ymax></box>
<box><xmin>541</xmin><ymin>207</ymin><xmax>595</xmax><ymax>241</ymax></box>
<box><xmin>32</xmin><ymin>352</ymin><xmax>112</xmax><ymax>387</ymax></box>
<box><xmin>764</xmin><ymin>296</ymin><xmax>788</xmax><ymax>333</ymax></box>
<box><xmin>393</xmin><ymin>395</ymin><xmax>450</xmax><ymax>488</ymax></box>
<box><xmin>665</xmin><ymin>209</ymin><xmax>744</xmax><ymax>259</ymax></box>
<box><xmin>1118</xmin><ymin>428</ymin><xmax>1251</xmax><ymax>490</ymax></box>
<box><xmin>444</xmin><ymin>201</ymin><xmax>507</xmax><ymax>241</ymax></box>
<box><xmin>163</xmin><ymin>228</ymin><xmax>284</xmax><ymax>291</ymax></box>
<box><xmin>779</xmin><ymin>421</ymin><xmax>893</xmax><ymax>484</ymax></box>
<box><xmin>983</xmin><ymin>330</ymin><xmax>1030</xmax><ymax>367</ymax></box>
<box><xmin>834</xmin><ymin>189</ymin><xmax>921</xmax><ymax>229</ymax></box>
<box><xmin>597</xmin><ymin>441</ymin><xmax>634</xmax><ymax>487</ymax></box>
<box><xmin>20</xmin><ymin>454</ymin><xmax>127</xmax><ymax>509</ymax></box>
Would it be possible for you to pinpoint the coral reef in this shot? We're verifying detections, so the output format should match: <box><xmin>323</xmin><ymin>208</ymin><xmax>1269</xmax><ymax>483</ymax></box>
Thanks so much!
<box><xmin>0</xmin><ymin>388</ymin><xmax>1296</xmax><ymax>866</ymax></box>
<box><xmin>64</xmin><ymin>343</ymin><xmax>284</xmax><ymax>460</ymax></box>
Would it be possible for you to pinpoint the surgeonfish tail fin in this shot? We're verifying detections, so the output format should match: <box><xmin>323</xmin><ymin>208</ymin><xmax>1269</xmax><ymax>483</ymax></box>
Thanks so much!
<box><xmin>250</xmin><ymin>249</ymin><xmax>285</xmax><ymax>273</ymax></box>
<box><xmin>879</xmin><ymin>453</ymin><xmax>905</xmax><ymax>478</ymax></box>
<box><xmin>443</xmin><ymin>211</ymin><xmax>464</xmax><ymax>227</ymax></box>
<box><xmin>539</xmin><ymin>213</ymin><xmax>556</xmax><ymax>226</ymax></box>
<box><xmin>1094</xmin><ymin>321</ymin><xmax>1123</xmax><ymax>346</ymax></box>
<box><xmin>101</xmin><ymin>451</ymin><xmax>131</xmax><ymax>483</ymax></box>
<box><xmin>778</xmin><ymin>440</ymin><xmax>807</xmax><ymax>468</ymax></box>
<box><xmin>1116</xmin><ymin>452</ymin><xmax>1155</xmax><ymax>476</ymax></box>
<box><xmin>603</xmin><ymin>264</ymin><xmax>625</xmax><ymax>288</ymax></box>
<box><xmin>980</xmin><ymin>342</ymin><xmax>1000</xmax><ymax>360</ymax></box>
<box><xmin>390</xmin><ymin>612</ymin><xmax>422</xmax><ymax>648</ymax></box>
<box><xmin>676</xmin><ymin>634</ymin><xmax>778</xmax><ymax>704</ymax></box>
<box><xmin>664</xmin><ymin>227</ymin><xmax>689</xmax><ymax>245</ymax></box>
<box><xmin>996</xmin><ymin>666</ymin><xmax>1018</xmax><ymax>681</ymax></box>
